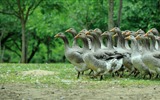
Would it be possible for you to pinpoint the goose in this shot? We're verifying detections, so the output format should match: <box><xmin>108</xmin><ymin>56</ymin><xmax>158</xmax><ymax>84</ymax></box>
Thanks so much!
<box><xmin>121</xmin><ymin>31</ymin><xmax>138</xmax><ymax>76</ymax></box>
<box><xmin>136</xmin><ymin>34</ymin><xmax>157</xmax><ymax>77</ymax></box>
<box><xmin>101</xmin><ymin>31</ymin><xmax>126</xmax><ymax>77</ymax></box>
<box><xmin>110</xmin><ymin>27</ymin><xmax>130</xmax><ymax>53</ymax></box>
<box><xmin>141</xmin><ymin>32</ymin><xmax>160</xmax><ymax>78</ymax></box>
<box><xmin>135</xmin><ymin>29</ymin><xmax>145</xmax><ymax>35</ymax></box>
<box><xmin>145</xmin><ymin>31</ymin><xmax>157</xmax><ymax>52</ymax></box>
<box><xmin>125</xmin><ymin>35</ymin><xmax>152</xmax><ymax>78</ymax></box>
<box><xmin>65</xmin><ymin>28</ymin><xmax>80</xmax><ymax>48</ymax></box>
<box><xmin>155</xmin><ymin>36</ymin><xmax>160</xmax><ymax>51</ymax></box>
<box><xmin>94</xmin><ymin>28</ymin><xmax>106</xmax><ymax>49</ymax></box>
<box><xmin>101</xmin><ymin>31</ymin><xmax>115</xmax><ymax>51</ymax></box>
<box><xmin>110</xmin><ymin>27</ymin><xmax>134</xmax><ymax>76</ymax></box>
<box><xmin>54</xmin><ymin>32</ymin><xmax>89</xmax><ymax>79</ymax></box>
<box><xmin>86</xmin><ymin>30</ymin><xmax>101</xmax><ymax>51</ymax></box>
<box><xmin>147</xmin><ymin>28</ymin><xmax>160</xmax><ymax>50</ymax></box>
<box><xmin>122</xmin><ymin>30</ymin><xmax>131</xmax><ymax>50</ymax></box>
<box><xmin>148</xmin><ymin>28</ymin><xmax>159</xmax><ymax>36</ymax></box>
<box><xmin>65</xmin><ymin>28</ymin><xmax>91</xmax><ymax>50</ymax></box>
<box><xmin>75</xmin><ymin>31</ymin><xmax>125</xmax><ymax>80</ymax></box>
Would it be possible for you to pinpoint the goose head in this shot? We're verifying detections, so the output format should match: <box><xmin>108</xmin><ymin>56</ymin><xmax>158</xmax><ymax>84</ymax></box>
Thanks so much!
<box><xmin>148</xmin><ymin>28</ymin><xmax>159</xmax><ymax>36</ymax></box>
<box><xmin>65</xmin><ymin>28</ymin><xmax>77</xmax><ymax>36</ymax></box>
<box><xmin>135</xmin><ymin>29</ymin><xmax>145</xmax><ymax>35</ymax></box>
<box><xmin>145</xmin><ymin>31</ymin><xmax>154</xmax><ymax>38</ymax></box>
<box><xmin>74</xmin><ymin>31</ymin><xmax>87</xmax><ymax>39</ymax></box>
<box><xmin>136</xmin><ymin>34</ymin><xmax>148</xmax><ymax>40</ymax></box>
<box><xmin>101</xmin><ymin>31</ymin><xmax>112</xmax><ymax>37</ymax></box>
<box><xmin>122</xmin><ymin>30</ymin><xmax>130</xmax><ymax>36</ymax></box>
<box><xmin>54</xmin><ymin>32</ymin><xmax>65</xmax><ymax>38</ymax></box>
<box><xmin>125</xmin><ymin>35</ymin><xmax>136</xmax><ymax>41</ymax></box>
<box><xmin>110</xmin><ymin>27</ymin><xmax>121</xmax><ymax>33</ymax></box>
<box><xmin>94</xmin><ymin>28</ymin><xmax>102</xmax><ymax>35</ymax></box>
<box><xmin>125</xmin><ymin>31</ymin><xmax>136</xmax><ymax>37</ymax></box>
<box><xmin>80</xmin><ymin>29</ymin><xmax>88</xmax><ymax>33</ymax></box>
<box><xmin>86</xmin><ymin>29</ymin><xmax>97</xmax><ymax>37</ymax></box>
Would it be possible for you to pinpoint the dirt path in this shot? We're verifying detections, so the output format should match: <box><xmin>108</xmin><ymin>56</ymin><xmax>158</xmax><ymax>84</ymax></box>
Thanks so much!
<box><xmin>1</xmin><ymin>82</ymin><xmax>160</xmax><ymax>100</ymax></box>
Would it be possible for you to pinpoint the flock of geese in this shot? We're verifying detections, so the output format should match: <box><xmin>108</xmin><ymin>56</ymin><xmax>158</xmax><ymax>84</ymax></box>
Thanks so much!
<box><xmin>54</xmin><ymin>27</ymin><xmax>160</xmax><ymax>80</ymax></box>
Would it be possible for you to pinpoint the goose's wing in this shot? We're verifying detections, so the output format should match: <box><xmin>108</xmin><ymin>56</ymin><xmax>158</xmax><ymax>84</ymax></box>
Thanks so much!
<box><xmin>153</xmin><ymin>53</ymin><xmax>160</xmax><ymax>59</ymax></box>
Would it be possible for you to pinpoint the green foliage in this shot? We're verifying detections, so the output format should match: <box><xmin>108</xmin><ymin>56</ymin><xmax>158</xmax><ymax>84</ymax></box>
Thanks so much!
<box><xmin>0</xmin><ymin>0</ymin><xmax>160</xmax><ymax>63</ymax></box>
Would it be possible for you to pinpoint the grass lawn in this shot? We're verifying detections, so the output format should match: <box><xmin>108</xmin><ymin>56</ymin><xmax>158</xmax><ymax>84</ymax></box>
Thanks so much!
<box><xmin>1</xmin><ymin>63</ymin><xmax>160</xmax><ymax>100</ymax></box>
<box><xmin>0</xmin><ymin>63</ymin><xmax>160</xmax><ymax>88</ymax></box>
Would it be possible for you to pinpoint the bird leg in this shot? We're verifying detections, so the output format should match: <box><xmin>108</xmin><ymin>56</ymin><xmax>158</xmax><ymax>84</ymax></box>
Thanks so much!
<box><xmin>77</xmin><ymin>72</ymin><xmax>80</xmax><ymax>79</ymax></box>
<box><xmin>127</xmin><ymin>70</ymin><xmax>135</xmax><ymax>77</ymax></box>
<box><xmin>155</xmin><ymin>74</ymin><xmax>159</xmax><ymax>79</ymax></box>
<box><xmin>88</xmin><ymin>69</ymin><xmax>94</xmax><ymax>75</ymax></box>
<box><xmin>134</xmin><ymin>71</ymin><xmax>140</xmax><ymax>77</ymax></box>
<box><xmin>100</xmin><ymin>75</ymin><xmax>103</xmax><ymax>81</ymax></box>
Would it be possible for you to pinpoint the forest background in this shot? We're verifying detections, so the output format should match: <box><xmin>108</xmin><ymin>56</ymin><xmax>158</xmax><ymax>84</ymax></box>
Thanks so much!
<box><xmin>0</xmin><ymin>0</ymin><xmax>160</xmax><ymax>63</ymax></box>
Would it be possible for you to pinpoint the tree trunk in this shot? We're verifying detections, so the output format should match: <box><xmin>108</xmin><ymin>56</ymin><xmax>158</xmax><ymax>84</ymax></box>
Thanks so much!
<box><xmin>117</xmin><ymin>0</ymin><xmax>123</xmax><ymax>27</ymax></box>
<box><xmin>0</xmin><ymin>31</ymin><xmax>4</xmax><ymax>62</ymax></box>
<box><xmin>108</xmin><ymin>0</ymin><xmax>114</xmax><ymax>30</ymax></box>
<box><xmin>21</xmin><ymin>20</ymin><xmax>27</xmax><ymax>63</ymax></box>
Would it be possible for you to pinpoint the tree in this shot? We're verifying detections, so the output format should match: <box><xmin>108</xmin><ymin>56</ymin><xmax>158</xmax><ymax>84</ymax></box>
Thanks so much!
<box><xmin>117</xmin><ymin>0</ymin><xmax>123</xmax><ymax>27</ymax></box>
<box><xmin>108</xmin><ymin>0</ymin><xmax>114</xmax><ymax>30</ymax></box>
<box><xmin>0</xmin><ymin>0</ymin><xmax>43</xmax><ymax>63</ymax></box>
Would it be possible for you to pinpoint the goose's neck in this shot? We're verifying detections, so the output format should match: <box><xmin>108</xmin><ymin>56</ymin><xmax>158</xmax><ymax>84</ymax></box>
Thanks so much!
<box><xmin>61</xmin><ymin>36</ymin><xmax>70</xmax><ymax>50</ymax></box>
<box><xmin>117</xmin><ymin>33</ymin><xmax>125</xmax><ymax>48</ymax></box>
<box><xmin>157</xmin><ymin>40</ymin><xmax>160</xmax><ymax>50</ymax></box>
<box><xmin>70</xmin><ymin>32</ymin><xmax>78</xmax><ymax>47</ymax></box>
<box><xmin>125</xmin><ymin>39</ymin><xmax>130</xmax><ymax>49</ymax></box>
<box><xmin>150</xmin><ymin>37</ymin><xmax>156</xmax><ymax>51</ymax></box>
<box><xmin>106</xmin><ymin>36</ymin><xmax>114</xmax><ymax>49</ymax></box>
<box><xmin>131</xmin><ymin>39</ymin><xmax>140</xmax><ymax>56</ymax></box>
<box><xmin>89</xmin><ymin>38</ymin><xmax>96</xmax><ymax>51</ymax></box>
<box><xmin>93</xmin><ymin>34</ymin><xmax>101</xmax><ymax>49</ymax></box>
<box><xmin>72</xmin><ymin>38</ymin><xmax>78</xmax><ymax>47</ymax></box>
<box><xmin>139</xmin><ymin>39</ymin><xmax>150</xmax><ymax>52</ymax></box>
<box><xmin>99</xmin><ymin>36</ymin><xmax>106</xmax><ymax>48</ymax></box>
<box><xmin>82</xmin><ymin>38</ymin><xmax>89</xmax><ymax>50</ymax></box>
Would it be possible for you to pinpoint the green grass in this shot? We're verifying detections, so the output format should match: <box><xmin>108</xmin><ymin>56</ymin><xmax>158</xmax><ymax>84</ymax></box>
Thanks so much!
<box><xmin>0</xmin><ymin>63</ymin><xmax>160</xmax><ymax>89</ymax></box>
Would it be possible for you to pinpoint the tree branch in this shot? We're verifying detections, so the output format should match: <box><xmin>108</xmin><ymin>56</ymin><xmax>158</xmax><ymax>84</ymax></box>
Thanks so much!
<box><xmin>27</xmin><ymin>39</ymin><xmax>41</xmax><ymax>63</ymax></box>
<box><xmin>0</xmin><ymin>11</ymin><xmax>19</xmax><ymax>18</ymax></box>
<box><xmin>12</xmin><ymin>39</ymin><xmax>21</xmax><ymax>51</ymax></box>
<box><xmin>5</xmin><ymin>45</ymin><xmax>21</xmax><ymax>57</ymax></box>
<box><xmin>29</xmin><ymin>0</ymin><xmax>44</xmax><ymax>15</ymax></box>
<box><xmin>5</xmin><ymin>0</ymin><xmax>19</xmax><ymax>17</ymax></box>
<box><xmin>16</xmin><ymin>0</ymin><xmax>23</xmax><ymax>19</ymax></box>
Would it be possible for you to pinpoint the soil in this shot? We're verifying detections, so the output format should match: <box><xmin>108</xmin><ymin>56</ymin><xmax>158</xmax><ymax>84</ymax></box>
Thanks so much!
<box><xmin>1</xmin><ymin>70</ymin><xmax>160</xmax><ymax>100</ymax></box>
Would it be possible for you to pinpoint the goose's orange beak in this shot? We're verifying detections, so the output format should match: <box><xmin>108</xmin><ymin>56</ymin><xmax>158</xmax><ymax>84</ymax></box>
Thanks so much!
<box><xmin>135</xmin><ymin>35</ymin><xmax>140</xmax><ymax>40</ymax></box>
<box><xmin>74</xmin><ymin>34</ymin><xmax>80</xmax><ymax>39</ymax></box>
<box><xmin>149</xmin><ymin>29</ymin><xmax>153</xmax><ymax>33</ymax></box>
<box><xmin>122</xmin><ymin>31</ymin><xmax>126</xmax><ymax>35</ymax></box>
<box><xmin>125</xmin><ymin>36</ymin><xmax>130</xmax><ymax>40</ymax></box>
<box><xmin>54</xmin><ymin>34</ymin><xmax>59</xmax><ymax>38</ymax></box>
<box><xmin>125</xmin><ymin>31</ymin><xmax>131</xmax><ymax>36</ymax></box>
<box><xmin>65</xmin><ymin>29</ymin><xmax>70</xmax><ymax>32</ymax></box>
<box><xmin>113</xmin><ymin>33</ymin><xmax>118</xmax><ymax>37</ymax></box>
<box><xmin>110</xmin><ymin>28</ymin><xmax>115</xmax><ymax>32</ymax></box>
<box><xmin>85</xmin><ymin>31</ymin><xmax>90</xmax><ymax>35</ymax></box>
<box><xmin>144</xmin><ymin>33</ymin><xmax>148</xmax><ymax>37</ymax></box>
<box><xmin>93</xmin><ymin>29</ymin><xmax>97</xmax><ymax>32</ymax></box>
